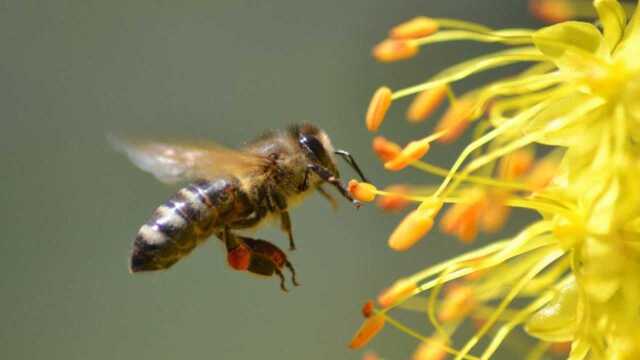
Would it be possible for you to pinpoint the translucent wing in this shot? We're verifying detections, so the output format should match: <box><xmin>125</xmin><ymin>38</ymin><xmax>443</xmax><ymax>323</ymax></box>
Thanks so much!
<box><xmin>110</xmin><ymin>135</ymin><xmax>269</xmax><ymax>183</ymax></box>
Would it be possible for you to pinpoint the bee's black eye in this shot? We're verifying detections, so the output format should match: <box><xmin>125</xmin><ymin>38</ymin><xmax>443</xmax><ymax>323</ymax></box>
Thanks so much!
<box><xmin>299</xmin><ymin>134</ymin><xmax>335</xmax><ymax>171</ymax></box>
<box><xmin>300</xmin><ymin>134</ymin><xmax>325</xmax><ymax>159</ymax></box>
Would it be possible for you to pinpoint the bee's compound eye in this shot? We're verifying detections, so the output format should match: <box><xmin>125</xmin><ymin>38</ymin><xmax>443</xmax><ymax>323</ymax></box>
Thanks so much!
<box><xmin>300</xmin><ymin>134</ymin><xmax>327</xmax><ymax>161</ymax></box>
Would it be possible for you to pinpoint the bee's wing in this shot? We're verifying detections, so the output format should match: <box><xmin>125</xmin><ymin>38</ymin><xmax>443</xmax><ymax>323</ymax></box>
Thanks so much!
<box><xmin>110</xmin><ymin>135</ymin><xmax>269</xmax><ymax>183</ymax></box>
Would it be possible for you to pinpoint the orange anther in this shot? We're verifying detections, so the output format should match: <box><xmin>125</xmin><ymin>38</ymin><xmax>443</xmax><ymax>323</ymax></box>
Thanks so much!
<box><xmin>388</xmin><ymin>206</ymin><xmax>437</xmax><ymax>251</ymax></box>
<box><xmin>366</xmin><ymin>87</ymin><xmax>393</xmax><ymax>131</ymax></box>
<box><xmin>377</xmin><ymin>185</ymin><xmax>410</xmax><ymax>212</ymax></box>
<box><xmin>372</xmin><ymin>136</ymin><xmax>402</xmax><ymax>162</ymax></box>
<box><xmin>407</xmin><ymin>85</ymin><xmax>449</xmax><ymax>123</ymax></box>
<box><xmin>373</xmin><ymin>39</ymin><xmax>419</xmax><ymax>62</ymax></box>
<box><xmin>435</xmin><ymin>97</ymin><xmax>477</xmax><ymax>143</ymax></box>
<box><xmin>529</xmin><ymin>0</ymin><xmax>574</xmax><ymax>23</ymax></box>
<box><xmin>526</xmin><ymin>158</ymin><xmax>558</xmax><ymax>191</ymax></box>
<box><xmin>348</xmin><ymin>315</ymin><xmax>386</xmax><ymax>349</ymax></box>
<box><xmin>549</xmin><ymin>341</ymin><xmax>572</xmax><ymax>355</ymax></box>
<box><xmin>348</xmin><ymin>180</ymin><xmax>378</xmax><ymax>202</ymax></box>
<box><xmin>480</xmin><ymin>192</ymin><xmax>510</xmax><ymax>233</ymax></box>
<box><xmin>384</xmin><ymin>137</ymin><xmax>432</xmax><ymax>171</ymax></box>
<box><xmin>438</xmin><ymin>284</ymin><xmax>476</xmax><ymax>322</ymax></box>
<box><xmin>498</xmin><ymin>149</ymin><xmax>534</xmax><ymax>181</ymax></box>
<box><xmin>362</xmin><ymin>352</ymin><xmax>381</xmax><ymax>360</ymax></box>
<box><xmin>412</xmin><ymin>337</ymin><xmax>448</xmax><ymax>360</ymax></box>
<box><xmin>377</xmin><ymin>278</ymin><xmax>417</xmax><ymax>307</ymax></box>
<box><xmin>440</xmin><ymin>191</ymin><xmax>487</xmax><ymax>244</ymax></box>
<box><xmin>390</xmin><ymin>16</ymin><xmax>439</xmax><ymax>40</ymax></box>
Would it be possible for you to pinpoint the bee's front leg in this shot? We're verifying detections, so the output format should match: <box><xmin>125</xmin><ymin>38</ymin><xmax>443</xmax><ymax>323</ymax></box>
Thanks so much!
<box><xmin>307</xmin><ymin>163</ymin><xmax>361</xmax><ymax>208</ymax></box>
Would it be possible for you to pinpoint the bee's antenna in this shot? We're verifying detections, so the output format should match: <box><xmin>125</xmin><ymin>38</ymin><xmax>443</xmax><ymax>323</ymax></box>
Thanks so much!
<box><xmin>334</xmin><ymin>150</ymin><xmax>369</xmax><ymax>183</ymax></box>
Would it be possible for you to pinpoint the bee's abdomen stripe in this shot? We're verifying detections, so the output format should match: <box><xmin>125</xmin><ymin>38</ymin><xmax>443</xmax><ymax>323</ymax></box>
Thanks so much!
<box><xmin>137</xmin><ymin>224</ymin><xmax>170</xmax><ymax>247</ymax></box>
<box><xmin>193</xmin><ymin>178</ymin><xmax>239</xmax><ymax>213</ymax></box>
<box><xmin>130</xmin><ymin>178</ymin><xmax>242</xmax><ymax>272</ymax></box>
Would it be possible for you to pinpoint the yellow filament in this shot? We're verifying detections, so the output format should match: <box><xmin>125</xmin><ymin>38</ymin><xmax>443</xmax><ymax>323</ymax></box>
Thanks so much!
<box><xmin>392</xmin><ymin>47</ymin><xmax>546</xmax><ymax>100</ymax></box>
<box><xmin>453</xmin><ymin>250</ymin><xmax>564</xmax><ymax>360</ymax></box>
<box><xmin>480</xmin><ymin>291</ymin><xmax>556</xmax><ymax>360</ymax></box>
<box><xmin>411</xmin><ymin>29</ymin><xmax>534</xmax><ymax>47</ymax></box>
<box><xmin>433</xmin><ymin>100</ymin><xmax>551</xmax><ymax>198</ymax></box>
<box><xmin>525</xmin><ymin>341</ymin><xmax>551</xmax><ymax>360</ymax></box>
<box><xmin>381</xmin><ymin>313</ymin><xmax>480</xmax><ymax>360</ymax></box>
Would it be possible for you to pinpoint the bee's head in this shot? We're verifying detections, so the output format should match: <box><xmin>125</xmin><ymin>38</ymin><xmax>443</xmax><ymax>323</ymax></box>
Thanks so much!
<box><xmin>292</xmin><ymin>123</ymin><xmax>369</xmax><ymax>183</ymax></box>
<box><xmin>292</xmin><ymin>123</ymin><xmax>340</xmax><ymax>177</ymax></box>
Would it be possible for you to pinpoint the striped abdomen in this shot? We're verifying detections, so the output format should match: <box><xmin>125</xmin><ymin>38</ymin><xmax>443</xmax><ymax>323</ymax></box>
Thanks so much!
<box><xmin>130</xmin><ymin>177</ymin><xmax>242</xmax><ymax>272</ymax></box>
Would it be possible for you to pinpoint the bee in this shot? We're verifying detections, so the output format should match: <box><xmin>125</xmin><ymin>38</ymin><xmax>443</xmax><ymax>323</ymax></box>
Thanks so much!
<box><xmin>112</xmin><ymin>123</ymin><xmax>368</xmax><ymax>291</ymax></box>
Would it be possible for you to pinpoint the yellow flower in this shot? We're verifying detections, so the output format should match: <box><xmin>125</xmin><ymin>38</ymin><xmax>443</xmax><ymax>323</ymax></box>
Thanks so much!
<box><xmin>350</xmin><ymin>1</ymin><xmax>640</xmax><ymax>358</ymax></box>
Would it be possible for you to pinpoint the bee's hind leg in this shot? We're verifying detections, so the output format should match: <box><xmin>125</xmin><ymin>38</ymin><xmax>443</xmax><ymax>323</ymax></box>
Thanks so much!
<box><xmin>285</xmin><ymin>260</ymin><xmax>299</xmax><ymax>286</ymax></box>
<box><xmin>240</xmin><ymin>236</ymin><xmax>298</xmax><ymax>292</ymax></box>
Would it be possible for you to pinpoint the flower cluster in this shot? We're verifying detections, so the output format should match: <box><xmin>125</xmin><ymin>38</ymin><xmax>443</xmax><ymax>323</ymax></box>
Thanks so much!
<box><xmin>349</xmin><ymin>1</ymin><xmax>640</xmax><ymax>359</ymax></box>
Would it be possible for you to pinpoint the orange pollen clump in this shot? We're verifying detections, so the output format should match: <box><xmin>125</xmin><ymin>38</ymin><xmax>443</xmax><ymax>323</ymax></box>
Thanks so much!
<box><xmin>366</xmin><ymin>87</ymin><xmax>393</xmax><ymax>131</ymax></box>
<box><xmin>372</xmin><ymin>136</ymin><xmax>402</xmax><ymax>162</ymax></box>
<box><xmin>348</xmin><ymin>315</ymin><xmax>386</xmax><ymax>349</ymax></box>
<box><xmin>377</xmin><ymin>185</ymin><xmax>411</xmax><ymax>212</ymax></box>
<box><xmin>390</xmin><ymin>16</ymin><xmax>439</xmax><ymax>40</ymax></box>
<box><xmin>528</xmin><ymin>0</ymin><xmax>575</xmax><ymax>23</ymax></box>
<box><xmin>372</xmin><ymin>39</ymin><xmax>419</xmax><ymax>63</ymax></box>
<box><xmin>435</xmin><ymin>97</ymin><xmax>477</xmax><ymax>143</ymax></box>
<box><xmin>438</xmin><ymin>284</ymin><xmax>477</xmax><ymax>322</ymax></box>
<box><xmin>384</xmin><ymin>137</ymin><xmax>432</xmax><ymax>171</ymax></box>
<box><xmin>377</xmin><ymin>278</ymin><xmax>417</xmax><ymax>307</ymax></box>
<box><xmin>348</xmin><ymin>180</ymin><xmax>378</xmax><ymax>202</ymax></box>
<box><xmin>227</xmin><ymin>244</ymin><xmax>251</xmax><ymax>271</ymax></box>
<box><xmin>407</xmin><ymin>85</ymin><xmax>449</xmax><ymax>123</ymax></box>
<box><xmin>388</xmin><ymin>208</ymin><xmax>436</xmax><ymax>251</ymax></box>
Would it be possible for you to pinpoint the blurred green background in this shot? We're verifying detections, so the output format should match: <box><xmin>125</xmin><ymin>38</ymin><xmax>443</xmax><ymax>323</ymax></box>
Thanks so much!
<box><xmin>1</xmin><ymin>1</ymin><xmax>544</xmax><ymax>359</ymax></box>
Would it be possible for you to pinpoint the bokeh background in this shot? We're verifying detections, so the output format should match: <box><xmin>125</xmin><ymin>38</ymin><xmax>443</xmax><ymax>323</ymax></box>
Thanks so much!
<box><xmin>1</xmin><ymin>1</ymin><xmax>546</xmax><ymax>359</ymax></box>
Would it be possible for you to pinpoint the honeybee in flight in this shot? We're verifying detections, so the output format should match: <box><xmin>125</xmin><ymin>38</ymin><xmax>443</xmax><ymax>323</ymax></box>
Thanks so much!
<box><xmin>112</xmin><ymin>123</ymin><xmax>367</xmax><ymax>291</ymax></box>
